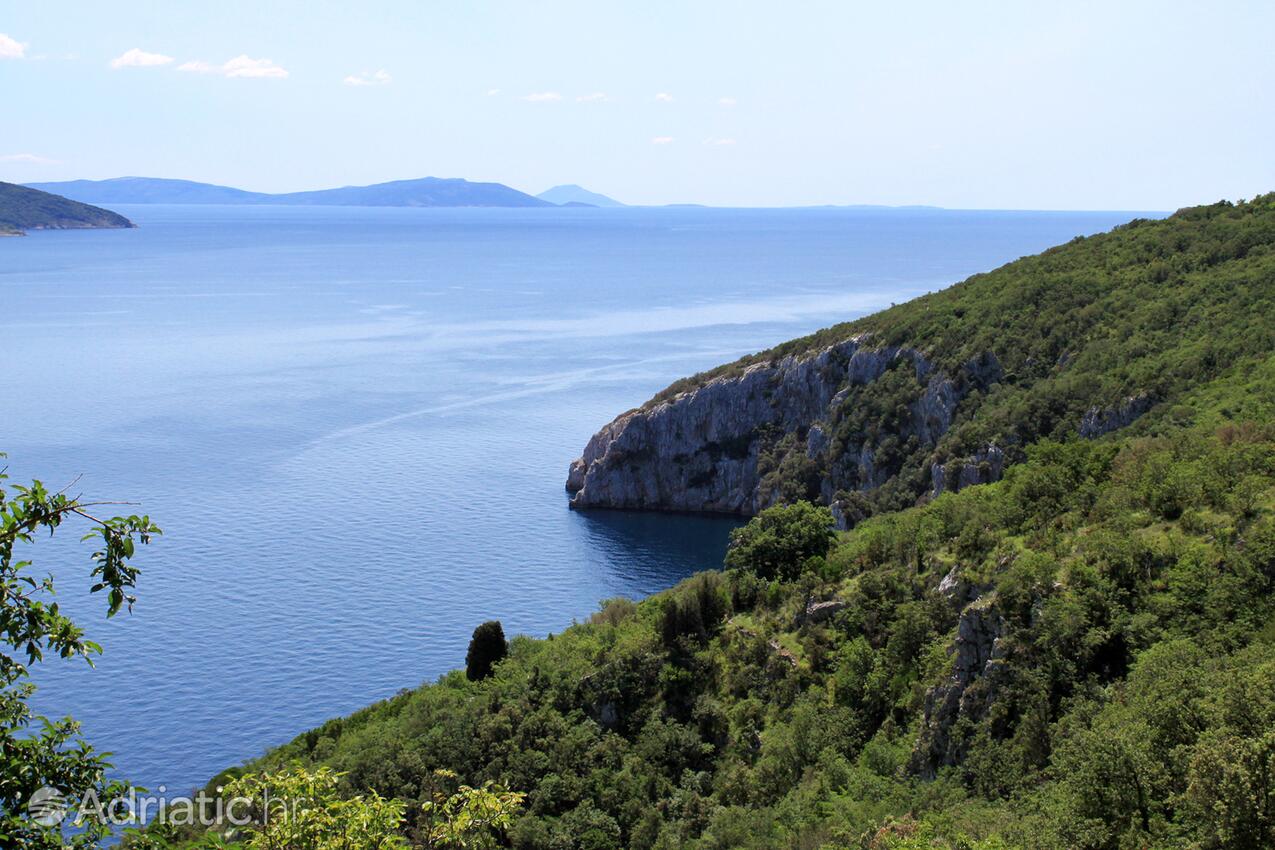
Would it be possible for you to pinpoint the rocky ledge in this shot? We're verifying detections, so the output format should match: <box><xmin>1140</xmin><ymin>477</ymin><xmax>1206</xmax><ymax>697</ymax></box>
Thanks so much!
<box><xmin>566</xmin><ymin>334</ymin><xmax>1003</xmax><ymax>519</ymax></box>
<box><xmin>1079</xmin><ymin>390</ymin><xmax>1156</xmax><ymax>438</ymax></box>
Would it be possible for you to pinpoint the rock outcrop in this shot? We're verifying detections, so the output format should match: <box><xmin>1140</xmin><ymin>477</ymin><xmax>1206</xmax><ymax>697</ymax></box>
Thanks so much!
<box><xmin>930</xmin><ymin>445</ymin><xmax>1006</xmax><ymax>498</ymax></box>
<box><xmin>568</xmin><ymin>335</ymin><xmax>892</xmax><ymax>513</ymax></box>
<box><xmin>567</xmin><ymin>335</ymin><xmax>1002</xmax><ymax>517</ymax></box>
<box><xmin>936</xmin><ymin>564</ymin><xmax>991</xmax><ymax>611</ymax></box>
<box><xmin>911</xmin><ymin>592</ymin><xmax>1007</xmax><ymax>777</ymax></box>
<box><xmin>1079</xmin><ymin>391</ymin><xmax>1155</xmax><ymax>438</ymax></box>
<box><xmin>801</xmin><ymin>598</ymin><xmax>848</xmax><ymax>625</ymax></box>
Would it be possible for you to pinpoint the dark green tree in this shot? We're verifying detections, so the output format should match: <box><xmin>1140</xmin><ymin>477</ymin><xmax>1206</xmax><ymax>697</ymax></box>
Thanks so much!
<box><xmin>0</xmin><ymin>455</ymin><xmax>160</xmax><ymax>848</ymax></box>
<box><xmin>724</xmin><ymin>501</ymin><xmax>836</xmax><ymax>581</ymax></box>
<box><xmin>465</xmin><ymin>620</ymin><xmax>507</xmax><ymax>681</ymax></box>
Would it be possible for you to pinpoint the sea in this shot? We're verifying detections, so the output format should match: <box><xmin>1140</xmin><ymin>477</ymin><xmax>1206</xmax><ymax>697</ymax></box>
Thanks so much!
<box><xmin>0</xmin><ymin>203</ymin><xmax>1152</xmax><ymax>797</ymax></box>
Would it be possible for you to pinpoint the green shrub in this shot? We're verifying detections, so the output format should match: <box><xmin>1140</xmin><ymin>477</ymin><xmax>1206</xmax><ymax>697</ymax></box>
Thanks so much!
<box><xmin>724</xmin><ymin>501</ymin><xmax>836</xmax><ymax>580</ymax></box>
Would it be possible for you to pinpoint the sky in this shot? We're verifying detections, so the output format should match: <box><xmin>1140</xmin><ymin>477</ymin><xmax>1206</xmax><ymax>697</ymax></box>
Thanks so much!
<box><xmin>1</xmin><ymin>1</ymin><xmax>1273</xmax><ymax>209</ymax></box>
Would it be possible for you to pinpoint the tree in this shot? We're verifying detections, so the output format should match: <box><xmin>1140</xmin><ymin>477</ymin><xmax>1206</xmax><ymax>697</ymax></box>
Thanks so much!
<box><xmin>419</xmin><ymin>769</ymin><xmax>524</xmax><ymax>850</ymax></box>
<box><xmin>218</xmin><ymin>765</ymin><xmax>407</xmax><ymax>850</ymax></box>
<box><xmin>1185</xmin><ymin>731</ymin><xmax>1275</xmax><ymax>849</ymax></box>
<box><xmin>659</xmin><ymin>572</ymin><xmax>728</xmax><ymax>649</ymax></box>
<box><xmin>724</xmin><ymin>501</ymin><xmax>836</xmax><ymax>581</ymax></box>
<box><xmin>465</xmin><ymin>621</ymin><xmax>507</xmax><ymax>681</ymax></box>
<box><xmin>0</xmin><ymin>456</ymin><xmax>160</xmax><ymax>848</ymax></box>
<box><xmin>1182</xmin><ymin>651</ymin><xmax>1275</xmax><ymax>849</ymax></box>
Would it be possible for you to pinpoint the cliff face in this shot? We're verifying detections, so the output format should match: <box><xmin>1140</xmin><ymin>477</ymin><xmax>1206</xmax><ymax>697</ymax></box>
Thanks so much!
<box><xmin>1079</xmin><ymin>391</ymin><xmax>1156</xmax><ymax>438</ymax></box>
<box><xmin>566</xmin><ymin>198</ymin><xmax>1275</xmax><ymax>522</ymax></box>
<box><xmin>566</xmin><ymin>334</ymin><xmax>1003</xmax><ymax>519</ymax></box>
<box><xmin>910</xmin><ymin>567</ymin><xmax>1006</xmax><ymax>777</ymax></box>
<box><xmin>567</xmin><ymin>336</ymin><xmax>873</xmax><ymax>514</ymax></box>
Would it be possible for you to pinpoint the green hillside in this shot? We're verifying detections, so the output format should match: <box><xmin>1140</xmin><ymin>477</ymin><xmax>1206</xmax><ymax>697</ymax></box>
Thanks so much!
<box><xmin>649</xmin><ymin>194</ymin><xmax>1275</xmax><ymax>516</ymax></box>
<box><xmin>134</xmin><ymin>194</ymin><xmax>1275</xmax><ymax>850</ymax></box>
<box><xmin>168</xmin><ymin>424</ymin><xmax>1274</xmax><ymax>850</ymax></box>
<box><xmin>0</xmin><ymin>181</ymin><xmax>134</xmax><ymax>235</ymax></box>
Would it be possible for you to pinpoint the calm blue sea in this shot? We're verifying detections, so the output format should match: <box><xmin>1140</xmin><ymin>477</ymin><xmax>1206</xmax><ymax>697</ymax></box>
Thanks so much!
<box><xmin>0</xmin><ymin>203</ymin><xmax>1150</xmax><ymax>796</ymax></box>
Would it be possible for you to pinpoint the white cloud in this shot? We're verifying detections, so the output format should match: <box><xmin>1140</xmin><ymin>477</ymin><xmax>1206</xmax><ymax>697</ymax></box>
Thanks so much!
<box><xmin>651</xmin><ymin>136</ymin><xmax>675</xmax><ymax>145</ymax></box>
<box><xmin>344</xmin><ymin>69</ymin><xmax>391</xmax><ymax>87</ymax></box>
<box><xmin>0</xmin><ymin>33</ymin><xmax>27</xmax><ymax>59</ymax></box>
<box><xmin>223</xmin><ymin>55</ymin><xmax>288</xmax><ymax>78</ymax></box>
<box><xmin>0</xmin><ymin>153</ymin><xmax>58</xmax><ymax>164</ymax></box>
<box><xmin>718</xmin><ymin>96</ymin><xmax>737</xmax><ymax>107</ymax></box>
<box><xmin>486</xmin><ymin>88</ymin><xmax>501</xmax><ymax>96</ymax></box>
<box><xmin>576</xmin><ymin>92</ymin><xmax>609</xmax><ymax>103</ymax></box>
<box><xmin>179</xmin><ymin>55</ymin><xmax>288</xmax><ymax>79</ymax></box>
<box><xmin>703</xmin><ymin>137</ymin><xmax>737</xmax><ymax>146</ymax></box>
<box><xmin>522</xmin><ymin>91</ymin><xmax>563</xmax><ymax>102</ymax></box>
<box><xmin>109</xmin><ymin>48</ymin><xmax>174</xmax><ymax>69</ymax></box>
<box><xmin>654</xmin><ymin>92</ymin><xmax>674</xmax><ymax>102</ymax></box>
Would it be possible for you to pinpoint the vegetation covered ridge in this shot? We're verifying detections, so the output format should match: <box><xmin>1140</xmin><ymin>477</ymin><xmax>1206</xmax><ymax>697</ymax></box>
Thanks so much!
<box><xmin>646</xmin><ymin>193</ymin><xmax>1275</xmax><ymax>406</ymax></box>
<box><xmin>0</xmin><ymin>181</ymin><xmax>135</xmax><ymax>235</ymax></box>
<box><xmin>567</xmin><ymin>193</ymin><xmax>1275</xmax><ymax>521</ymax></box>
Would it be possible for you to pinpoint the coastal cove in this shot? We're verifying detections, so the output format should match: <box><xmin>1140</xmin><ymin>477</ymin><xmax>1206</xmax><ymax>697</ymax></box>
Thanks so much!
<box><xmin>0</xmin><ymin>203</ymin><xmax>1148</xmax><ymax>799</ymax></box>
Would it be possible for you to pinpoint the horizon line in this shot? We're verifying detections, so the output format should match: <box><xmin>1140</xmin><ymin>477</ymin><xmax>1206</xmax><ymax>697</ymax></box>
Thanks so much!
<box><xmin>13</xmin><ymin>174</ymin><xmax>1183</xmax><ymax>215</ymax></box>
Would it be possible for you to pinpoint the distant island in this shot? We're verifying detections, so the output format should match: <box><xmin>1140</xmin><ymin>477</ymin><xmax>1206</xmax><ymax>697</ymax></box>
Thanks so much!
<box><xmin>21</xmin><ymin>177</ymin><xmax>967</xmax><ymax>211</ymax></box>
<box><xmin>535</xmin><ymin>184</ymin><xmax>625</xmax><ymax>207</ymax></box>
<box><xmin>0</xmin><ymin>181</ymin><xmax>135</xmax><ymax>236</ymax></box>
<box><xmin>26</xmin><ymin>177</ymin><xmax>267</xmax><ymax>206</ymax></box>
<box><xmin>26</xmin><ymin>176</ymin><xmax>561</xmax><ymax>209</ymax></box>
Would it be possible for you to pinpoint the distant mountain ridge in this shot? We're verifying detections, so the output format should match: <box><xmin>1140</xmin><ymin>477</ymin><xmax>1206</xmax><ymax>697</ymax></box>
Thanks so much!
<box><xmin>25</xmin><ymin>176</ymin><xmax>554</xmax><ymax>208</ymax></box>
<box><xmin>535</xmin><ymin>184</ymin><xmax>625</xmax><ymax>207</ymax></box>
<box><xmin>25</xmin><ymin>177</ymin><xmax>269</xmax><ymax>205</ymax></box>
<box><xmin>275</xmin><ymin>177</ymin><xmax>551</xmax><ymax>207</ymax></box>
<box><xmin>0</xmin><ymin>181</ymin><xmax>134</xmax><ymax>236</ymax></box>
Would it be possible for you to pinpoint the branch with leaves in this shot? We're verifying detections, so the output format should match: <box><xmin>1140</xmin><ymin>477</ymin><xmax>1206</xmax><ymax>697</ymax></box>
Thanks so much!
<box><xmin>0</xmin><ymin>454</ymin><xmax>160</xmax><ymax>849</ymax></box>
<box><xmin>420</xmin><ymin>770</ymin><xmax>525</xmax><ymax>850</ymax></box>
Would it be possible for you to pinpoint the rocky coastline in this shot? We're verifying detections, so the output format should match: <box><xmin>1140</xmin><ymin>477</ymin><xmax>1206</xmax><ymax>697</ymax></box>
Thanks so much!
<box><xmin>566</xmin><ymin>334</ymin><xmax>1006</xmax><ymax>524</ymax></box>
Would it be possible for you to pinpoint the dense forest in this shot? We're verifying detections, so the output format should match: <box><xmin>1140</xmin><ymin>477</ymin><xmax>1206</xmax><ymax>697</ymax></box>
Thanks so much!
<box><xmin>6</xmin><ymin>194</ymin><xmax>1274</xmax><ymax>849</ymax></box>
